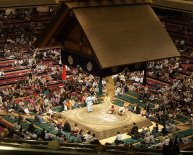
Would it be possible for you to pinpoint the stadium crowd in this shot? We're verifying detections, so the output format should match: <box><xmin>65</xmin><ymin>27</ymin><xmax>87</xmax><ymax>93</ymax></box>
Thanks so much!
<box><xmin>0</xmin><ymin>6</ymin><xmax>193</xmax><ymax>155</ymax></box>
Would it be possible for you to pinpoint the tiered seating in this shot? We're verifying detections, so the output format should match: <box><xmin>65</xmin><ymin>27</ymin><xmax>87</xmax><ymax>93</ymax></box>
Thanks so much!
<box><xmin>161</xmin><ymin>17</ymin><xmax>193</xmax><ymax>56</ymax></box>
<box><xmin>0</xmin><ymin>66</ymin><xmax>25</xmax><ymax>72</ymax></box>
<box><xmin>0</xmin><ymin>76</ymin><xmax>26</xmax><ymax>86</ymax></box>
<box><xmin>112</xmin><ymin>87</ymin><xmax>193</xmax><ymax>148</ymax></box>
<box><xmin>123</xmin><ymin>138</ymin><xmax>143</xmax><ymax>145</ymax></box>
<box><xmin>125</xmin><ymin>90</ymin><xmax>191</xmax><ymax>125</ymax></box>
<box><xmin>52</xmin><ymin>106</ymin><xmax>63</xmax><ymax>112</ymax></box>
<box><xmin>125</xmin><ymin>91</ymin><xmax>140</xmax><ymax>98</ymax></box>
<box><xmin>27</xmin><ymin>118</ymin><xmax>57</xmax><ymax>135</ymax></box>
<box><xmin>113</xmin><ymin>99</ymin><xmax>125</xmax><ymax>107</ymax></box>
<box><xmin>146</xmin><ymin>78</ymin><xmax>170</xmax><ymax>87</ymax></box>
<box><xmin>1</xmin><ymin>115</ymin><xmax>32</xmax><ymax>134</ymax></box>
<box><xmin>175</xmin><ymin>114</ymin><xmax>189</xmax><ymax>123</ymax></box>
<box><xmin>4</xmin><ymin>69</ymin><xmax>31</xmax><ymax>78</ymax></box>
<box><xmin>179</xmin><ymin>57</ymin><xmax>193</xmax><ymax>76</ymax></box>
<box><xmin>116</xmin><ymin>93</ymin><xmax>154</xmax><ymax>109</ymax></box>
<box><xmin>177</xmin><ymin>129</ymin><xmax>193</xmax><ymax>138</ymax></box>
<box><xmin>26</xmin><ymin>118</ymin><xmax>77</xmax><ymax>142</ymax></box>
<box><xmin>146</xmin><ymin>15</ymin><xmax>193</xmax><ymax>85</ymax></box>
<box><xmin>2</xmin><ymin>115</ymin><xmax>17</xmax><ymax>124</ymax></box>
<box><xmin>0</xmin><ymin>60</ymin><xmax>15</xmax><ymax>68</ymax></box>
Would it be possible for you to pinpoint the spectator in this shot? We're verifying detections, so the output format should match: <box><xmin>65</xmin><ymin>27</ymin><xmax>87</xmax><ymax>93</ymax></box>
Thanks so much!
<box><xmin>63</xmin><ymin>120</ymin><xmax>71</xmax><ymax>133</ymax></box>
<box><xmin>114</xmin><ymin>131</ymin><xmax>122</xmax><ymax>146</ymax></box>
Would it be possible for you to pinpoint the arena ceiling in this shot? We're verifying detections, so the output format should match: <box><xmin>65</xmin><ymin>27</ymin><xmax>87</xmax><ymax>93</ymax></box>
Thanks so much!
<box><xmin>0</xmin><ymin>0</ymin><xmax>57</xmax><ymax>8</ymax></box>
<box><xmin>153</xmin><ymin>0</ymin><xmax>193</xmax><ymax>12</ymax></box>
<box><xmin>0</xmin><ymin>0</ymin><xmax>193</xmax><ymax>12</ymax></box>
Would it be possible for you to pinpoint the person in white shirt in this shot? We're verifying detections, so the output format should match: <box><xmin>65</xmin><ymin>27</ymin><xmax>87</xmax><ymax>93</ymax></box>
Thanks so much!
<box><xmin>171</xmin><ymin>123</ymin><xmax>177</xmax><ymax>133</ymax></box>
<box><xmin>135</xmin><ymin>76</ymin><xmax>141</xmax><ymax>83</ymax></box>
<box><xmin>114</xmin><ymin>131</ymin><xmax>122</xmax><ymax>146</ymax></box>
<box><xmin>150</xmin><ymin>134</ymin><xmax>155</xmax><ymax>143</ymax></box>
<box><xmin>18</xmin><ymin>59</ymin><xmax>24</xmax><ymax>65</ymax></box>
<box><xmin>0</xmin><ymin>70</ymin><xmax>5</xmax><ymax>78</ymax></box>
<box><xmin>45</xmin><ymin>131</ymin><xmax>51</xmax><ymax>140</ymax></box>
<box><xmin>144</xmin><ymin>135</ymin><xmax>151</xmax><ymax>144</ymax></box>
<box><xmin>115</xmin><ymin>86</ymin><xmax>121</xmax><ymax>96</ymax></box>
<box><xmin>83</xmin><ymin>131</ymin><xmax>92</xmax><ymax>143</ymax></box>
<box><xmin>32</xmin><ymin>133</ymin><xmax>38</xmax><ymax>139</ymax></box>
<box><xmin>154</xmin><ymin>103</ymin><xmax>159</xmax><ymax>110</ymax></box>
<box><xmin>152</xmin><ymin>140</ymin><xmax>164</xmax><ymax>149</ymax></box>
<box><xmin>119</xmin><ymin>74</ymin><xmax>125</xmax><ymax>82</ymax></box>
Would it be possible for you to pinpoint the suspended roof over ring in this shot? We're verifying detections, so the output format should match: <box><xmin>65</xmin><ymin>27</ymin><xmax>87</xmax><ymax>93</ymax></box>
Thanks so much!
<box><xmin>34</xmin><ymin>0</ymin><xmax>179</xmax><ymax>76</ymax></box>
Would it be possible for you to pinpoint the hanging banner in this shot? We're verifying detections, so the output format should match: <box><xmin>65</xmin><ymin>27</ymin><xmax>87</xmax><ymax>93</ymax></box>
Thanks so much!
<box><xmin>62</xmin><ymin>65</ymin><xmax>66</xmax><ymax>80</ymax></box>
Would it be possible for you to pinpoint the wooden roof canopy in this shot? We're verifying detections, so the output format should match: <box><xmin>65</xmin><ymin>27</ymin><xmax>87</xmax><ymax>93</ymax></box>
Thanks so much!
<box><xmin>34</xmin><ymin>0</ymin><xmax>180</xmax><ymax>77</ymax></box>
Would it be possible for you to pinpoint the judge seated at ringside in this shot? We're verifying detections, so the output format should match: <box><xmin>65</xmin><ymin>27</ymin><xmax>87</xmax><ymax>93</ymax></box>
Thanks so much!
<box><xmin>128</xmin><ymin>123</ymin><xmax>139</xmax><ymax>139</ymax></box>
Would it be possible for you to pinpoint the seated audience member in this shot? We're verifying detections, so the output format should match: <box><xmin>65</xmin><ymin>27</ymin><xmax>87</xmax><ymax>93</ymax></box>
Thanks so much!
<box><xmin>24</xmin><ymin>107</ymin><xmax>30</xmax><ymax>115</ymax></box>
<box><xmin>63</xmin><ymin>120</ymin><xmax>71</xmax><ymax>133</ymax></box>
<box><xmin>162</xmin><ymin>139</ymin><xmax>180</xmax><ymax>155</ymax></box>
<box><xmin>150</xmin><ymin>134</ymin><xmax>155</xmax><ymax>144</ymax></box>
<box><xmin>89</xmin><ymin>133</ymin><xmax>100</xmax><ymax>144</ymax></box>
<box><xmin>140</xmin><ymin>108</ymin><xmax>147</xmax><ymax>116</ymax></box>
<box><xmin>76</xmin><ymin>130</ymin><xmax>83</xmax><ymax>143</ymax></box>
<box><xmin>56</xmin><ymin>129</ymin><xmax>63</xmax><ymax>137</ymax></box>
<box><xmin>83</xmin><ymin>130</ymin><xmax>92</xmax><ymax>143</ymax></box>
<box><xmin>44</xmin><ymin>131</ymin><xmax>52</xmax><ymax>141</ymax></box>
<box><xmin>114</xmin><ymin>131</ymin><xmax>122</xmax><ymax>146</ymax></box>
<box><xmin>144</xmin><ymin>134</ymin><xmax>151</xmax><ymax>144</ymax></box>
<box><xmin>34</xmin><ymin>114</ymin><xmax>46</xmax><ymax>124</ymax></box>
<box><xmin>0</xmin><ymin>70</ymin><xmax>5</xmax><ymax>78</ymax></box>
<box><xmin>14</xmin><ymin>122</ymin><xmax>21</xmax><ymax>131</ymax></box>
<box><xmin>133</xmin><ymin>104</ymin><xmax>140</xmax><ymax>114</ymax></box>
<box><xmin>140</xmin><ymin>128</ymin><xmax>146</xmax><ymax>138</ymax></box>
<box><xmin>71</xmin><ymin>123</ymin><xmax>80</xmax><ymax>135</ymax></box>
<box><xmin>27</xmin><ymin>123</ymin><xmax>35</xmax><ymax>133</ymax></box>
<box><xmin>128</xmin><ymin>123</ymin><xmax>139</xmax><ymax>138</ymax></box>
<box><xmin>40</xmin><ymin>129</ymin><xmax>46</xmax><ymax>140</ymax></box>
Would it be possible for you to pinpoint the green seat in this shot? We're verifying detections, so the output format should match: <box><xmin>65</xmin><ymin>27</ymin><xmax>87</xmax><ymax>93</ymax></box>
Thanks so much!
<box><xmin>2</xmin><ymin>115</ymin><xmax>17</xmax><ymax>124</ymax></box>
<box><xmin>176</xmin><ymin>129</ymin><xmax>193</xmax><ymax>138</ymax></box>
<box><xmin>176</xmin><ymin>114</ymin><xmax>189</xmax><ymax>123</ymax></box>
<box><xmin>52</xmin><ymin>106</ymin><xmax>63</xmax><ymax>112</ymax></box>
<box><xmin>113</xmin><ymin>99</ymin><xmax>124</xmax><ymax>107</ymax></box>
<box><xmin>126</xmin><ymin>91</ymin><xmax>141</xmax><ymax>98</ymax></box>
